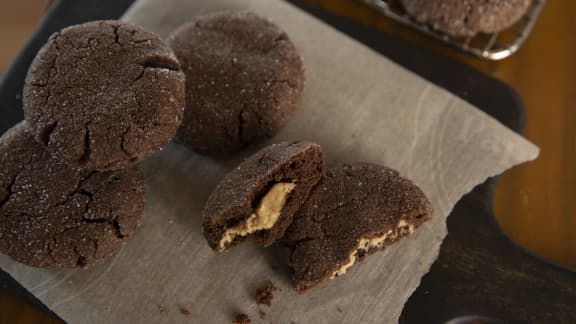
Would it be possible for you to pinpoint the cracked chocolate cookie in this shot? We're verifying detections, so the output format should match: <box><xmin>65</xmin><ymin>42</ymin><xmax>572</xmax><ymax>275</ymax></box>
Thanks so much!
<box><xmin>23</xmin><ymin>20</ymin><xmax>185</xmax><ymax>171</ymax></box>
<box><xmin>284</xmin><ymin>163</ymin><xmax>432</xmax><ymax>292</ymax></box>
<box><xmin>203</xmin><ymin>142</ymin><xmax>324</xmax><ymax>252</ymax></box>
<box><xmin>0</xmin><ymin>122</ymin><xmax>145</xmax><ymax>268</ymax></box>
<box><xmin>401</xmin><ymin>0</ymin><xmax>531</xmax><ymax>37</ymax></box>
<box><xmin>168</xmin><ymin>11</ymin><xmax>304</xmax><ymax>155</ymax></box>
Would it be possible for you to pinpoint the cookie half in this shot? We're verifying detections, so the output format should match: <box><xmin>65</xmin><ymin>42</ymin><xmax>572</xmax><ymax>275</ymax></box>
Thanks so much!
<box><xmin>401</xmin><ymin>0</ymin><xmax>531</xmax><ymax>37</ymax></box>
<box><xmin>168</xmin><ymin>11</ymin><xmax>305</xmax><ymax>155</ymax></box>
<box><xmin>0</xmin><ymin>122</ymin><xmax>145</xmax><ymax>268</ymax></box>
<box><xmin>203</xmin><ymin>142</ymin><xmax>324</xmax><ymax>252</ymax></box>
<box><xmin>23</xmin><ymin>20</ymin><xmax>185</xmax><ymax>171</ymax></box>
<box><xmin>284</xmin><ymin>163</ymin><xmax>432</xmax><ymax>292</ymax></box>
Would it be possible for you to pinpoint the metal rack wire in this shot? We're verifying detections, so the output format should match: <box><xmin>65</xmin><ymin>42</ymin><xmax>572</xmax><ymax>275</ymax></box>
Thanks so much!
<box><xmin>361</xmin><ymin>0</ymin><xmax>546</xmax><ymax>60</ymax></box>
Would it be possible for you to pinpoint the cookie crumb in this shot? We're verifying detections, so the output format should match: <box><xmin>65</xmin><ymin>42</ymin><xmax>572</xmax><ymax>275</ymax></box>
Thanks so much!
<box><xmin>256</xmin><ymin>281</ymin><xmax>278</xmax><ymax>306</ymax></box>
<box><xmin>157</xmin><ymin>305</ymin><xmax>165</xmax><ymax>315</ymax></box>
<box><xmin>232</xmin><ymin>313</ymin><xmax>251</xmax><ymax>324</ymax></box>
<box><xmin>179</xmin><ymin>307</ymin><xmax>191</xmax><ymax>316</ymax></box>
<box><xmin>336</xmin><ymin>306</ymin><xmax>342</xmax><ymax>313</ymax></box>
<box><xmin>259</xmin><ymin>310</ymin><xmax>267</xmax><ymax>319</ymax></box>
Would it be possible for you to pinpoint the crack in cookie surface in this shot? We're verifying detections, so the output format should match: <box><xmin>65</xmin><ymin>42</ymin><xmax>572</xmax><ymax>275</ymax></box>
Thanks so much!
<box><xmin>0</xmin><ymin>123</ymin><xmax>145</xmax><ymax>268</ymax></box>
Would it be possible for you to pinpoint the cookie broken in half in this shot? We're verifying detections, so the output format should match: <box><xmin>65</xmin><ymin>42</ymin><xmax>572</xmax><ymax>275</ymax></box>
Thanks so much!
<box><xmin>284</xmin><ymin>162</ymin><xmax>432</xmax><ymax>292</ymax></box>
<box><xmin>203</xmin><ymin>142</ymin><xmax>325</xmax><ymax>252</ymax></box>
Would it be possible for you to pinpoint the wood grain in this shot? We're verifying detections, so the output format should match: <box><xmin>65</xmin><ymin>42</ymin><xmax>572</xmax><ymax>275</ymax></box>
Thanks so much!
<box><xmin>401</xmin><ymin>179</ymin><xmax>576</xmax><ymax>323</ymax></box>
<box><xmin>0</xmin><ymin>2</ymin><xmax>47</xmax><ymax>73</ymax></box>
<box><xmin>492</xmin><ymin>0</ymin><xmax>576</xmax><ymax>268</ymax></box>
<box><xmin>0</xmin><ymin>293</ymin><xmax>60</xmax><ymax>324</ymax></box>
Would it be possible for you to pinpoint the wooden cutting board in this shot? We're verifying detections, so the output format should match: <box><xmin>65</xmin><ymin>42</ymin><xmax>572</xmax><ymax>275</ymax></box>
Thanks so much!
<box><xmin>0</xmin><ymin>0</ymin><xmax>574</xmax><ymax>323</ymax></box>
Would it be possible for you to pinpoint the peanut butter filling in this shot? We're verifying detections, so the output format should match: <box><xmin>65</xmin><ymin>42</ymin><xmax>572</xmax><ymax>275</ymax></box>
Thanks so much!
<box><xmin>219</xmin><ymin>182</ymin><xmax>296</xmax><ymax>250</ymax></box>
<box><xmin>330</xmin><ymin>219</ymin><xmax>415</xmax><ymax>278</ymax></box>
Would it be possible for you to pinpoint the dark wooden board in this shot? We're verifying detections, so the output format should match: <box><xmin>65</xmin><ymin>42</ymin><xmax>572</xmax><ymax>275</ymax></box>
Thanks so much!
<box><xmin>1</xmin><ymin>0</ymin><xmax>574</xmax><ymax>323</ymax></box>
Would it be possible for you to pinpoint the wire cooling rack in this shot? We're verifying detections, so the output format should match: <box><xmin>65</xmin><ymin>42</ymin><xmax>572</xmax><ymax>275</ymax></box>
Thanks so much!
<box><xmin>360</xmin><ymin>0</ymin><xmax>546</xmax><ymax>60</ymax></box>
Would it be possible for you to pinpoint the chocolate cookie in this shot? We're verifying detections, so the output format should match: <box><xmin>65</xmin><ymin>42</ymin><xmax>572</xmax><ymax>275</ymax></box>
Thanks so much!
<box><xmin>203</xmin><ymin>142</ymin><xmax>324</xmax><ymax>252</ymax></box>
<box><xmin>168</xmin><ymin>11</ymin><xmax>304</xmax><ymax>155</ymax></box>
<box><xmin>401</xmin><ymin>0</ymin><xmax>531</xmax><ymax>37</ymax></box>
<box><xmin>0</xmin><ymin>122</ymin><xmax>145</xmax><ymax>268</ymax></box>
<box><xmin>23</xmin><ymin>20</ymin><xmax>185</xmax><ymax>171</ymax></box>
<box><xmin>284</xmin><ymin>163</ymin><xmax>432</xmax><ymax>292</ymax></box>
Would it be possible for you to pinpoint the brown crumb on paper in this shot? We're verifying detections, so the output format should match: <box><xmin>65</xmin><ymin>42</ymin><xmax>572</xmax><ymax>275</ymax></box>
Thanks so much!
<box><xmin>336</xmin><ymin>306</ymin><xmax>342</xmax><ymax>313</ymax></box>
<box><xmin>259</xmin><ymin>309</ymin><xmax>267</xmax><ymax>319</ymax></box>
<box><xmin>179</xmin><ymin>307</ymin><xmax>191</xmax><ymax>316</ymax></box>
<box><xmin>256</xmin><ymin>281</ymin><xmax>277</xmax><ymax>306</ymax></box>
<box><xmin>232</xmin><ymin>313</ymin><xmax>251</xmax><ymax>324</ymax></box>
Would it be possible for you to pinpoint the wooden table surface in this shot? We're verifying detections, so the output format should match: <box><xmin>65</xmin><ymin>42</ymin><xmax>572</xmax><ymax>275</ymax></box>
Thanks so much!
<box><xmin>0</xmin><ymin>0</ymin><xmax>574</xmax><ymax>322</ymax></box>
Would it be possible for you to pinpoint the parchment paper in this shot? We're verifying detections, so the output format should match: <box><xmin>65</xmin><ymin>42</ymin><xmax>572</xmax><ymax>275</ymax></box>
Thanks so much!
<box><xmin>0</xmin><ymin>0</ymin><xmax>540</xmax><ymax>323</ymax></box>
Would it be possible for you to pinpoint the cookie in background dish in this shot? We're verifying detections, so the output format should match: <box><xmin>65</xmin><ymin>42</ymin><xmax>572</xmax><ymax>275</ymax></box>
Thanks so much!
<box><xmin>401</xmin><ymin>0</ymin><xmax>531</xmax><ymax>37</ymax></box>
